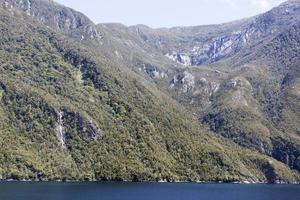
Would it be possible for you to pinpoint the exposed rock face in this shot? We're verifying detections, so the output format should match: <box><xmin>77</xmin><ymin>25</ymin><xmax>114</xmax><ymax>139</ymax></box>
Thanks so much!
<box><xmin>55</xmin><ymin>109</ymin><xmax>101</xmax><ymax>146</ymax></box>
<box><xmin>2</xmin><ymin>0</ymin><xmax>102</xmax><ymax>40</ymax></box>
<box><xmin>62</xmin><ymin>110</ymin><xmax>101</xmax><ymax>142</ymax></box>
<box><xmin>171</xmin><ymin>71</ymin><xmax>195</xmax><ymax>92</ymax></box>
<box><xmin>225</xmin><ymin>77</ymin><xmax>254</xmax><ymax>107</ymax></box>
<box><xmin>226</xmin><ymin>76</ymin><xmax>253</xmax><ymax>91</ymax></box>
<box><xmin>140</xmin><ymin>63</ymin><xmax>167</xmax><ymax>79</ymax></box>
<box><xmin>169</xmin><ymin>70</ymin><xmax>224</xmax><ymax>108</ymax></box>
<box><xmin>166</xmin><ymin>52</ymin><xmax>191</xmax><ymax>66</ymax></box>
<box><xmin>166</xmin><ymin>31</ymin><xmax>247</xmax><ymax>66</ymax></box>
<box><xmin>78</xmin><ymin>117</ymin><xmax>100</xmax><ymax>141</ymax></box>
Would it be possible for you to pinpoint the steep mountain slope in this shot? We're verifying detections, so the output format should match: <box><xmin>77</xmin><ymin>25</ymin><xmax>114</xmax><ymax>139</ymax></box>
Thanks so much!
<box><xmin>0</xmin><ymin>0</ymin><xmax>299</xmax><ymax>183</ymax></box>
<box><xmin>152</xmin><ymin>1</ymin><xmax>300</xmax><ymax>175</ymax></box>
<box><xmin>89</xmin><ymin>0</ymin><xmax>300</xmax><ymax>178</ymax></box>
<box><xmin>2</xmin><ymin>0</ymin><xmax>102</xmax><ymax>40</ymax></box>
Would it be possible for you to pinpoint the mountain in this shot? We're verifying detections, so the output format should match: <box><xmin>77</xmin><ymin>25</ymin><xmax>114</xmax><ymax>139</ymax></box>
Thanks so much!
<box><xmin>2</xmin><ymin>0</ymin><xmax>102</xmax><ymax>40</ymax></box>
<box><xmin>0</xmin><ymin>0</ymin><xmax>299</xmax><ymax>183</ymax></box>
<box><xmin>93</xmin><ymin>1</ymin><xmax>300</xmax><ymax>175</ymax></box>
<box><xmin>130</xmin><ymin>0</ymin><xmax>300</xmax><ymax>66</ymax></box>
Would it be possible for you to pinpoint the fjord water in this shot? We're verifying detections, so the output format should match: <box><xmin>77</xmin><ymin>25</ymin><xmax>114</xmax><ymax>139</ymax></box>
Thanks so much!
<box><xmin>0</xmin><ymin>182</ymin><xmax>299</xmax><ymax>200</ymax></box>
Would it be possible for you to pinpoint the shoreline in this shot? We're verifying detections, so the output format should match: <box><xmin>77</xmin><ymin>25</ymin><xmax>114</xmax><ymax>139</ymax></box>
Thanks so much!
<box><xmin>0</xmin><ymin>179</ymin><xmax>299</xmax><ymax>185</ymax></box>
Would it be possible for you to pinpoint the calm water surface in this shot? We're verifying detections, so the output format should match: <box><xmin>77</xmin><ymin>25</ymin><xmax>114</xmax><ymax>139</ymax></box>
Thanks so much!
<box><xmin>0</xmin><ymin>182</ymin><xmax>299</xmax><ymax>200</ymax></box>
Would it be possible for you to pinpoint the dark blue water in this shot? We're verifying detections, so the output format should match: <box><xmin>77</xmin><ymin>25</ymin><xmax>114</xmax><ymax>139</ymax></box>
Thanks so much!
<box><xmin>0</xmin><ymin>182</ymin><xmax>299</xmax><ymax>200</ymax></box>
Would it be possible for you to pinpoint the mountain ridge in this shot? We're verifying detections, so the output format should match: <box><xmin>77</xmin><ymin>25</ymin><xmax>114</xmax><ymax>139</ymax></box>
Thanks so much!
<box><xmin>0</xmin><ymin>0</ymin><xmax>299</xmax><ymax>183</ymax></box>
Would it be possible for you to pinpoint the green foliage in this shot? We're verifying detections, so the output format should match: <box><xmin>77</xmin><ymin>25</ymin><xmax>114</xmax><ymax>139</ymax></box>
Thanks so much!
<box><xmin>0</xmin><ymin>3</ymin><xmax>299</xmax><ymax>184</ymax></box>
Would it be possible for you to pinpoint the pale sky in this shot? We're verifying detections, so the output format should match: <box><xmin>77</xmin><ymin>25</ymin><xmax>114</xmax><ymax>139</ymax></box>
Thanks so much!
<box><xmin>56</xmin><ymin>0</ymin><xmax>286</xmax><ymax>28</ymax></box>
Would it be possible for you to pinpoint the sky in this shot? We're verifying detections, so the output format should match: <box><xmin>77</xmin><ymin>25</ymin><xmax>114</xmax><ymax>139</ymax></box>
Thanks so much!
<box><xmin>56</xmin><ymin>0</ymin><xmax>286</xmax><ymax>28</ymax></box>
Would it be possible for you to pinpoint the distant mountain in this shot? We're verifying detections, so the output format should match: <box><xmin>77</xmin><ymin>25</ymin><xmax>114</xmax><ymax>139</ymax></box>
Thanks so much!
<box><xmin>130</xmin><ymin>0</ymin><xmax>300</xmax><ymax>66</ymax></box>
<box><xmin>0</xmin><ymin>0</ymin><xmax>299</xmax><ymax>183</ymax></box>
